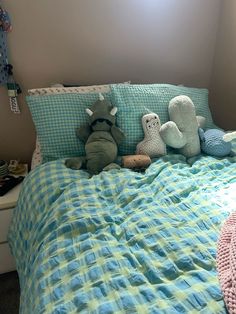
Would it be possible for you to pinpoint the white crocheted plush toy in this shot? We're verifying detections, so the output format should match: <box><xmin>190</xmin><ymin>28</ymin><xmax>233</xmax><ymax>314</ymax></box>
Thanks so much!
<box><xmin>136</xmin><ymin>113</ymin><xmax>166</xmax><ymax>158</ymax></box>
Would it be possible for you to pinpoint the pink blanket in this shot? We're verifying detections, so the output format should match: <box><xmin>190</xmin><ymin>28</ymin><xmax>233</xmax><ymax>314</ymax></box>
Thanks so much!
<box><xmin>217</xmin><ymin>211</ymin><xmax>236</xmax><ymax>313</ymax></box>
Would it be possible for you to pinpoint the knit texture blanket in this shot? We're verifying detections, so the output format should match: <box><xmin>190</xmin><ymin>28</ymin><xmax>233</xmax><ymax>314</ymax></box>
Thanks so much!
<box><xmin>8</xmin><ymin>152</ymin><xmax>236</xmax><ymax>314</ymax></box>
<box><xmin>217</xmin><ymin>210</ymin><xmax>236</xmax><ymax>314</ymax></box>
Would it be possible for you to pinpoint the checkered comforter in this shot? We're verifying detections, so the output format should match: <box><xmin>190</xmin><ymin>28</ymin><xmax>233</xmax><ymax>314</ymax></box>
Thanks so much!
<box><xmin>8</xmin><ymin>153</ymin><xmax>236</xmax><ymax>314</ymax></box>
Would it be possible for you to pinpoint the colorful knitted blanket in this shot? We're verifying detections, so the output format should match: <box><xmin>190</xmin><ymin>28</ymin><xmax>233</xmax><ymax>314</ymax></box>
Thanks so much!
<box><xmin>217</xmin><ymin>209</ymin><xmax>236</xmax><ymax>314</ymax></box>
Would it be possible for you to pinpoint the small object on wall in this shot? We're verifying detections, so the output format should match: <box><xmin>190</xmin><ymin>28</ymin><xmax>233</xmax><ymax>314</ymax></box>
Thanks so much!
<box><xmin>0</xmin><ymin>5</ymin><xmax>12</xmax><ymax>85</ymax></box>
<box><xmin>0</xmin><ymin>5</ymin><xmax>21</xmax><ymax>113</ymax></box>
<box><xmin>5</xmin><ymin>64</ymin><xmax>21</xmax><ymax>114</ymax></box>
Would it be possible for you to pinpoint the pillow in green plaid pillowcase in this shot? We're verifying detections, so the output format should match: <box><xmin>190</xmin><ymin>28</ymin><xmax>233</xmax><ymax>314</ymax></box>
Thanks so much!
<box><xmin>111</xmin><ymin>84</ymin><xmax>215</xmax><ymax>156</ymax></box>
<box><xmin>26</xmin><ymin>92</ymin><xmax>112</xmax><ymax>163</ymax></box>
<box><xmin>28</xmin><ymin>81</ymin><xmax>131</xmax><ymax>164</ymax></box>
<box><xmin>27</xmin><ymin>83</ymin><xmax>215</xmax><ymax>163</ymax></box>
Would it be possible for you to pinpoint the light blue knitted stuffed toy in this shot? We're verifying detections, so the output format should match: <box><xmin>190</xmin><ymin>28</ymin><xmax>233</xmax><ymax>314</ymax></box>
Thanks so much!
<box><xmin>198</xmin><ymin>129</ymin><xmax>236</xmax><ymax>157</ymax></box>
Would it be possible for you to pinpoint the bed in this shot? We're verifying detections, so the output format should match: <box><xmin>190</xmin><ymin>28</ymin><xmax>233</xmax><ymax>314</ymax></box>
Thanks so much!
<box><xmin>8</xmin><ymin>83</ymin><xmax>236</xmax><ymax>313</ymax></box>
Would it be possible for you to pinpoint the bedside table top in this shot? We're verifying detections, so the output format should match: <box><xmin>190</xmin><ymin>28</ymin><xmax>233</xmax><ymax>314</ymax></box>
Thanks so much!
<box><xmin>0</xmin><ymin>164</ymin><xmax>28</xmax><ymax>210</ymax></box>
<box><xmin>0</xmin><ymin>183</ymin><xmax>23</xmax><ymax>210</ymax></box>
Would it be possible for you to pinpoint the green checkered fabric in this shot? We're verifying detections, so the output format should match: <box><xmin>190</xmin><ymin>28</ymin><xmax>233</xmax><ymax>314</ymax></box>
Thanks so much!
<box><xmin>8</xmin><ymin>153</ymin><xmax>236</xmax><ymax>313</ymax></box>
<box><xmin>111</xmin><ymin>84</ymin><xmax>215</xmax><ymax>155</ymax></box>
<box><xmin>26</xmin><ymin>92</ymin><xmax>112</xmax><ymax>163</ymax></box>
<box><xmin>27</xmin><ymin>84</ymin><xmax>217</xmax><ymax>163</ymax></box>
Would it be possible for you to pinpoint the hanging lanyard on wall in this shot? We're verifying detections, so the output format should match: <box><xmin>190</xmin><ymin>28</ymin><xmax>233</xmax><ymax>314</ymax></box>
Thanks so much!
<box><xmin>0</xmin><ymin>5</ymin><xmax>21</xmax><ymax>114</ymax></box>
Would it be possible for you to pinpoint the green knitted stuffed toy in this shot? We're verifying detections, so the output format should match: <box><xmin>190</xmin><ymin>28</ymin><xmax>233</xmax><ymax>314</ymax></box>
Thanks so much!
<box><xmin>159</xmin><ymin>95</ymin><xmax>205</xmax><ymax>157</ymax></box>
<box><xmin>65</xmin><ymin>94</ymin><xmax>125</xmax><ymax>175</ymax></box>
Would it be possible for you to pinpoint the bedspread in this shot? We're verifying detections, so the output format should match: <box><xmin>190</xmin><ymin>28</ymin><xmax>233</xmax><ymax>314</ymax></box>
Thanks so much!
<box><xmin>8</xmin><ymin>153</ymin><xmax>236</xmax><ymax>314</ymax></box>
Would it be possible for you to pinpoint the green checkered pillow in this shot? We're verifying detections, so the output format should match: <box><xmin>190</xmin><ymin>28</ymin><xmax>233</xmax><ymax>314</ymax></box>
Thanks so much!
<box><xmin>26</xmin><ymin>92</ymin><xmax>112</xmax><ymax>162</ymax></box>
<box><xmin>111</xmin><ymin>84</ymin><xmax>215</xmax><ymax>155</ymax></box>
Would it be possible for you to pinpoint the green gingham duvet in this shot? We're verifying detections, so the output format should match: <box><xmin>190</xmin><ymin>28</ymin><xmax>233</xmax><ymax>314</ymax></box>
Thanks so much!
<box><xmin>8</xmin><ymin>153</ymin><xmax>236</xmax><ymax>314</ymax></box>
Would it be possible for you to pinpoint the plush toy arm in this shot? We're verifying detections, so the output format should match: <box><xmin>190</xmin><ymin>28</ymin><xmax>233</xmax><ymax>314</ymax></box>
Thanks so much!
<box><xmin>160</xmin><ymin>121</ymin><xmax>187</xmax><ymax>149</ymax></box>
<box><xmin>65</xmin><ymin>157</ymin><xmax>86</xmax><ymax>170</ymax></box>
<box><xmin>198</xmin><ymin>128</ymin><xmax>205</xmax><ymax>142</ymax></box>
<box><xmin>111</xmin><ymin>125</ymin><xmax>125</xmax><ymax>145</ymax></box>
<box><xmin>122</xmin><ymin>155</ymin><xmax>151</xmax><ymax>169</ymax></box>
<box><xmin>196</xmin><ymin>116</ymin><xmax>206</xmax><ymax>129</ymax></box>
<box><xmin>223</xmin><ymin>131</ymin><xmax>236</xmax><ymax>142</ymax></box>
<box><xmin>76</xmin><ymin>124</ymin><xmax>91</xmax><ymax>142</ymax></box>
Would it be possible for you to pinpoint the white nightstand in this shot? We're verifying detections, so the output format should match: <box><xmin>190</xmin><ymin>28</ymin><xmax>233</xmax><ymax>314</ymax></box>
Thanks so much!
<box><xmin>0</xmin><ymin>165</ymin><xmax>28</xmax><ymax>274</ymax></box>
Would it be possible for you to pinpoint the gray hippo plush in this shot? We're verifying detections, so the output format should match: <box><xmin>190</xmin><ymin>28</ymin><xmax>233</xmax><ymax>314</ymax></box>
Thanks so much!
<box><xmin>65</xmin><ymin>94</ymin><xmax>125</xmax><ymax>175</ymax></box>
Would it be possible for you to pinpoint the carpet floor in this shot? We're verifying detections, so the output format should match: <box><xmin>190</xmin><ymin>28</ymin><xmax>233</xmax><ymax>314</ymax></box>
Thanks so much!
<box><xmin>0</xmin><ymin>271</ymin><xmax>20</xmax><ymax>314</ymax></box>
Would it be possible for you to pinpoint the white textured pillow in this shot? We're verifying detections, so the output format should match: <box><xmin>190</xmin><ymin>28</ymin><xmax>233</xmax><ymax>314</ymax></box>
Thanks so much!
<box><xmin>28</xmin><ymin>82</ymin><xmax>130</xmax><ymax>96</ymax></box>
<box><xmin>31</xmin><ymin>138</ymin><xmax>42</xmax><ymax>169</ymax></box>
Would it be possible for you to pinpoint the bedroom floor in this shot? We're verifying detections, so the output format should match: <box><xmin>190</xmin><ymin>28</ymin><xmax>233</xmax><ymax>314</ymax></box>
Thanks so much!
<box><xmin>0</xmin><ymin>271</ymin><xmax>20</xmax><ymax>314</ymax></box>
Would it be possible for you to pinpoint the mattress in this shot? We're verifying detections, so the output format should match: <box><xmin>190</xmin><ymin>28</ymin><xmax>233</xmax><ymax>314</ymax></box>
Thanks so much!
<box><xmin>8</xmin><ymin>152</ymin><xmax>236</xmax><ymax>313</ymax></box>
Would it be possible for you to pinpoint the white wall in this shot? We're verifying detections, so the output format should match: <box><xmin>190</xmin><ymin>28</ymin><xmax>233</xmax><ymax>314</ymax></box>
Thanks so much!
<box><xmin>0</xmin><ymin>0</ymin><xmax>222</xmax><ymax>162</ymax></box>
<box><xmin>209</xmin><ymin>0</ymin><xmax>236</xmax><ymax>130</ymax></box>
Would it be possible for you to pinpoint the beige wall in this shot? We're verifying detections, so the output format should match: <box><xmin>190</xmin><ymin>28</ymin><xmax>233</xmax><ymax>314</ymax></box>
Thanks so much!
<box><xmin>0</xmin><ymin>0</ymin><xmax>221</xmax><ymax>163</ymax></box>
<box><xmin>209</xmin><ymin>0</ymin><xmax>236</xmax><ymax>130</ymax></box>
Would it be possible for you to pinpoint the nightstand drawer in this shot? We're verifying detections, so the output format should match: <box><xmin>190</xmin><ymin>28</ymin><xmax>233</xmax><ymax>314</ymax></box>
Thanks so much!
<box><xmin>0</xmin><ymin>208</ymin><xmax>13</xmax><ymax>243</ymax></box>
<box><xmin>0</xmin><ymin>243</ymin><xmax>15</xmax><ymax>274</ymax></box>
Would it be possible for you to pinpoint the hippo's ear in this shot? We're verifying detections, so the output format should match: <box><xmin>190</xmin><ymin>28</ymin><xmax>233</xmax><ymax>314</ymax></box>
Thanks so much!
<box><xmin>99</xmin><ymin>93</ymin><xmax>104</xmax><ymax>101</ymax></box>
<box><xmin>198</xmin><ymin>128</ymin><xmax>205</xmax><ymax>142</ymax></box>
<box><xmin>86</xmin><ymin>108</ymin><xmax>93</xmax><ymax>116</ymax></box>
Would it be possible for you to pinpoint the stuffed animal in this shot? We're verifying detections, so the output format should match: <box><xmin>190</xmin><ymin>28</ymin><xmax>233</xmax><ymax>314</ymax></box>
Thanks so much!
<box><xmin>121</xmin><ymin>155</ymin><xmax>151</xmax><ymax>170</ymax></box>
<box><xmin>65</xmin><ymin>94</ymin><xmax>125</xmax><ymax>175</ymax></box>
<box><xmin>198</xmin><ymin>129</ymin><xmax>236</xmax><ymax>157</ymax></box>
<box><xmin>136</xmin><ymin>113</ymin><xmax>166</xmax><ymax>158</ymax></box>
<box><xmin>159</xmin><ymin>95</ymin><xmax>205</xmax><ymax>158</ymax></box>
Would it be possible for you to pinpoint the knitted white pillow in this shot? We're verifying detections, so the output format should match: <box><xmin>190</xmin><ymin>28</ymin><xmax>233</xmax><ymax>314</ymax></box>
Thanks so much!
<box><xmin>28</xmin><ymin>81</ymin><xmax>130</xmax><ymax>96</ymax></box>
